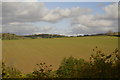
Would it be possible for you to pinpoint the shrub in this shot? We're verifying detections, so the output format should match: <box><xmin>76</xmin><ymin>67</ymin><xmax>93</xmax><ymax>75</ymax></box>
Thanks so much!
<box><xmin>56</xmin><ymin>56</ymin><xmax>87</xmax><ymax>78</ymax></box>
<box><xmin>56</xmin><ymin>47</ymin><xmax>120</xmax><ymax>78</ymax></box>
<box><xmin>2</xmin><ymin>62</ymin><xmax>22</xmax><ymax>78</ymax></box>
<box><xmin>29</xmin><ymin>62</ymin><xmax>53</xmax><ymax>78</ymax></box>
<box><xmin>80</xmin><ymin>47</ymin><xmax>119</xmax><ymax>78</ymax></box>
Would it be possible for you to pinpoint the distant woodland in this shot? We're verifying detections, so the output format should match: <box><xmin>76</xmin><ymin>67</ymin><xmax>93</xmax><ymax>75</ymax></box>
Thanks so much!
<box><xmin>1</xmin><ymin>32</ymin><xmax>120</xmax><ymax>40</ymax></box>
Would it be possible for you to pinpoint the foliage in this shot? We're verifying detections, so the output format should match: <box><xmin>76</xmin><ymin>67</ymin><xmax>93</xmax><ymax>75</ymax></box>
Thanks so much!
<box><xmin>2</xmin><ymin>47</ymin><xmax>120</xmax><ymax>78</ymax></box>
<box><xmin>1</xmin><ymin>33</ymin><xmax>25</xmax><ymax>40</ymax></box>
<box><xmin>26</xmin><ymin>62</ymin><xmax>54</xmax><ymax>78</ymax></box>
<box><xmin>56</xmin><ymin>56</ymin><xmax>86</xmax><ymax>78</ymax></box>
<box><xmin>57</xmin><ymin>47</ymin><xmax>120</xmax><ymax>78</ymax></box>
<box><xmin>2</xmin><ymin>62</ymin><xmax>23</xmax><ymax>78</ymax></box>
<box><xmin>25</xmin><ymin>34</ymin><xmax>66</xmax><ymax>39</ymax></box>
<box><xmin>88</xmin><ymin>47</ymin><xmax>119</xmax><ymax>78</ymax></box>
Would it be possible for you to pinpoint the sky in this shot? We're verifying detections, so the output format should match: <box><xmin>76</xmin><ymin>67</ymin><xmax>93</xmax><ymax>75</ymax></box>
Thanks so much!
<box><xmin>1</xmin><ymin>2</ymin><xmax>119</xmax><ymax>35</ymax></box>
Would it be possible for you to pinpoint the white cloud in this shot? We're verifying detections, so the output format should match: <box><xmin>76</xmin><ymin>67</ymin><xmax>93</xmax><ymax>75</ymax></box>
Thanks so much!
<box><xmin>72</xmin><ymin>14</ymin><xmax>114</xmax><ymax>27</ymax></box>
<box><xmin>2</xmin><ymin>2</ymin><xmax>48</xmax><ymax>24</ymax></box>
<box><xmin>70</xmin><ymin>3</ymin><xmax>118</xmax><ymax>35</ymax></box>
<box><xmin>2</xmin><ymin>2</ymin><xmax>118</xmax><ymax>35</ymax></box>
<box><xmin>42</xmin><ymin>8</ymin><xmax>71</xmax><ymax>22</ymax></box>
<box><xmin>42</xmin><ymin>7</ymin><xmax>91</xmax><ymax>22</ymax></box>
<box><xmin>71</xmin><ymin>7</ymin><xmax>92</xmax><ymax>16</ymax></box>
<box><xmin>2</xmin><ymin>2</ymin><xmax>92</xmax><ymax>24</ymax></box>
<box><xmin>2</xmin><ymin>23</ymin><xmax>54</xmax><ymax>35</ymax></box>
<box><xmin>96</xmin><ymin>3</ymin><xmax>118</xmax><ymax>20</ymax></box>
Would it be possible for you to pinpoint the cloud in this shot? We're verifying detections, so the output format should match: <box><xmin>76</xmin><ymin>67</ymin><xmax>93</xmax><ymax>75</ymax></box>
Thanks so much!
<box><xmin>2</xmin><ymin>2</ymin><xmax>92</xmax><ymax>24</ymax></box>
<box><xmin>70</xmin><ymin>3</ymin><xmax>118</xmax><ymax>35</ymax></box>
<box><xmin>2</xmin><ymin>2</ymin><xmax>118</xmax><ymax>35</ymax></box>
<box><xmin>42</xmin><ymin>8</ymin><xmax>71</xmax><ymax>22</ymax></box>
<box><xmin>96</xmin><ymin>3</ymin><xmax>118</xmax><ymax>20</ymax></box>
<box><xmin>71</xmin><ymin>14</ymin><xmax>114</xmax><ymax>27</ymax></box>
<box><xmin>42</xmin><ymin>6</ymin><xmax>91</xmax><ymax>22</ymax></box>
<box><xmin>2</xmin><ymin>2</ymin><xmax>48</xmax><ymax>24</ymax></box>
<box><xmin>70</xmin><ymin>22</ymin><xmax>118</xmax><ymax>35</ymax></box>
<box><xmin>2</xmin><ymin>23</ymin><xmax>53</xmax><ymax>35</ymax></box>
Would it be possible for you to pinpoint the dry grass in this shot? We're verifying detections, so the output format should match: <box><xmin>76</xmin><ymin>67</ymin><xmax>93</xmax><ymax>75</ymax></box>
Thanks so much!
<box><xmin>2</xmin><ymin>36</ymin><xmax>118</xmax><ymax>73</ymax></box>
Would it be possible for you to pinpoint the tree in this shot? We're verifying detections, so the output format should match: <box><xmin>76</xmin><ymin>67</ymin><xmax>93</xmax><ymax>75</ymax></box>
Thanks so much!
<box><xmin>57</xmin><ymin>56</ymin><xmax>86</xmax><ymax>78</ymax></box>
<box><xmin>106</xmin><ymin>30</ymin><xmax>113</xmax><ymax>36</ymax></box>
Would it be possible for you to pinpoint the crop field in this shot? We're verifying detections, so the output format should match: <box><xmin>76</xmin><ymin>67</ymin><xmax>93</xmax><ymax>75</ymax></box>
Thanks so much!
<box><xmin>2</xmin><ymin>36</ymin><xmax>118</xmax><ymax>73</ymax></box>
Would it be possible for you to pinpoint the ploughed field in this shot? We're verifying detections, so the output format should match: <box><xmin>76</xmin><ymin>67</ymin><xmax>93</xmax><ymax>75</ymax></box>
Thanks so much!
<box><xmin>2</xmin><ymin>36</ymin><xmax>118</xmax><ymax>73</ymax></box>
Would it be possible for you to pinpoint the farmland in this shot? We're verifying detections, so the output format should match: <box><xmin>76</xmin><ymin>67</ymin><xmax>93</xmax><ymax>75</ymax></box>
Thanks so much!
<box><xmin>2</xmin><ymin>36</ymin><xmax>118</xmax><ymax>73</ymax></box>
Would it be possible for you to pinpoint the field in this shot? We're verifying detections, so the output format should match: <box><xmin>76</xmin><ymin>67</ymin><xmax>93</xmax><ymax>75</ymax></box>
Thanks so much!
<box><xmin>2</xmin><ymin>36</ymin><xmax>118</xmax><ymax>73</ymax></box>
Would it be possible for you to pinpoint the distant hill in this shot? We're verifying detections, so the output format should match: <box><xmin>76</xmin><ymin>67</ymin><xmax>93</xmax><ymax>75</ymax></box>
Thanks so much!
<box><xmin>1</xmin><ymin>33</ymin><xmax>25</xmax><ymax>40</ymax></box>
<box><xmin>1</xmin><ymin>32</ymin><xmax>119</xmax><ymax>40</ymax></box>
<box><xmin>1</xmin><ymin>33</ymin><xmax>67</xmax><ymax>40</ymax></box>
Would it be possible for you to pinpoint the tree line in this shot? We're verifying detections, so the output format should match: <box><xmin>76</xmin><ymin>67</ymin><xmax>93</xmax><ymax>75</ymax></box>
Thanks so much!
<box><xmin>24</xmin><ymin>34</ymin><xmax>67</xmax><ymax>39</ymax></box>
<box><xmin>1</xmin><ymin>32</ymin><xmax>120</xmax><ymax>40</ymax></box>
